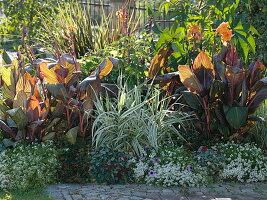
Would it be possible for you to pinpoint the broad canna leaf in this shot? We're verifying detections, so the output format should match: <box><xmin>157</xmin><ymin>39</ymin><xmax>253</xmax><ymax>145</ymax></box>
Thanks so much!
<box><xmin>93</xmin><ymin>56</ymin><xmax>119</xmax><ymax>79</ymax></box>
<box><xmin>209</xmin><ymin>80</ymin><xmax>225</xmax><ymax>100</ymax></box>
<box><xmin>0</xmin><ymin>120</ymin><xmax>16</xmax><ymax>138</ymax></box>
<box><xmin>55</xmin><ymin>66</ymin><xmax>69</xmax><ymax>83</ymax></box>
<box><xmin>16</xmin><ymin>72</ymin><xmax>33</xmax><ymax>95</ymax></box>
<box><xmin>61</xmin><ymin>54</ymin><xmax>80</xmax><ymax>83</ymax></box>
<box><xmin>223</xmin><ymin>105</ymin><xmax>248</xmax><ymax>129</ymax></box>
<box><xmin>250</xmin><ymin>77</ymin><xmax>267</xmax><ymax>95</ymax></box>
<box><xmin>39</xmin><ymin>62</ymin><xmax>60</xmax><ymax>84</ymax></box>
<box><xmin>13</xmin><ymin>90</ymin><xmax>27</xmax><ymax>109</ymax></box>
<box><xmin>0</xmin><ymin>49</ymin><xmax>12</xmax><ymax>65</ymax></box>
<box><xmin>99</xmin><ymin>57</ymin><xmax>116</xmax><ymax>79</ymax></box>
<box><xmin>178</xmin><ymin>65</ymin><xmax>203</xmax><ymax>94</ymax></box>
<box><xmin>148</xmin><ymin>48</ymin><xmax>174</xmax><ymax>79</ymax></box>
<box><xmin>226</xmin><ymin>66</ymin><xmax>245</xmax><ymax>98</ymax></box>
<box><xmin>2</xmin><ymin>84</ymin><xmax>15</xmax><ymax>100</ymax></box>
<box><xmin>46</xmin><ymin>83</ymin><xmax>69</xmax><ymax>100</ymax></box>
<box><xmin>182</xmin><ymin>91</ymin><xmax>202</xmax><ymax>110</ymax></box>
<box><xmin>248</xmin><ymin>86</ymin><xmax>267</xmax><ymax>114</ymax></box>
<box><xmin>1</xmin><ymin>65</ymin><xmax>15</xmax><ymax>88</ymax></box>
<box><xmin>65</xmin><ymin>126</ymin><xmax>80</xmax><ymax>144</ymax></box>
<box><xmin>6</xmin><ymin>107</ymin><xmax>28</xmax><ymax>129</ymax></box>
<box><xmin>27</xmin><ymin>96</ymin><xmax>42</xmax><ymax>122</ymax></box>
<box><xmin>248</xmin><ymin>60</ymin><xmax>265</xmax><ymax>88</ymax></box>
<box><xmin>225</xmin><ymin>45</ymin><xmax>239</xmax><ymax>66</ymax></box>
<box><xmin>192</xmin><ymin>51</ymin><xmax>215</xmax><ymax>91</ymax></box>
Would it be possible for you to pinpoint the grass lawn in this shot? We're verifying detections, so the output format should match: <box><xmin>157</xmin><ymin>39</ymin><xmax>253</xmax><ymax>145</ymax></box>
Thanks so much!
<box><xmin>0</xmin><ymin>188</ymin><xmax>52</xmax><ymax>200</ymax></box>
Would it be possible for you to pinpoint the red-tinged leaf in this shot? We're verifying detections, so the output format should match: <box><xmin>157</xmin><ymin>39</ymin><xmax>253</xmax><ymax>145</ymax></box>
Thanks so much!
<box><xmin>27</xmin><ymin>96</ymin><xmax>41</xmax><ymax>122</ymax></box>
<box><xmin>0</xmin><ymin>120</ymin><xmax>16</xmax><ymax>138</ymax></box>
<box><xmin>178</xmin><ymin>65</ymin><xmax>203</xmax><ymax>94</ymax></box>
<box><xmin>225</xmin><ymin>45</ymin><xmax>239</xmax><ymax>66</ymax></box>
<box><xmin>192</xmin><ymin>51</ymin><xmax>215</xmax><ymax>91</ymax></box>
<box><xmin>226</xmin><ymin>66</ymin><xmax>245</xmax><ymax>88</ymax></box>
<box><xmin>55</xmin><ymin>67</ymin><xmax>69</xmax><ymax>83</ymax></box>
<box><xmin>41</xmin><ymin>98</ymin><xmax>50</xmax><ymax>120</ymax></box>
<box><xmin>248</xmin><ymin>86</ymin><xmax>267</xmax><ymax>114</ymax></box>
<box><xmin>249</xmin><ymin>60</ymin><xmax>265</xmax><ymax>88</ymax></box>
<box><xmin>148</xmin><ymin>48</ymin><xmax>174</xmax><ymax>79</ymax></box>
<box><xmin>60</xmin><ymin>54</ymin><xmax>80</xmax><ymax>83</ymax></box>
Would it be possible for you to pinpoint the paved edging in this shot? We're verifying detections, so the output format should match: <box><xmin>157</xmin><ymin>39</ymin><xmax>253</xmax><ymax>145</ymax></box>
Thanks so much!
<box><xmin>45</xmin><ymin>182</ymin><xmax>267</xmax><ymax>200</ymax></box>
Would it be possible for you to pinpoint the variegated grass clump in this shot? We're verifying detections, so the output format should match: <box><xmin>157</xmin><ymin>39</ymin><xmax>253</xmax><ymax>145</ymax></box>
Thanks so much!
<box><xmin>92</xmin><ymin>84</ymin><xmax>191</xmax><ymax>156</ymax></box>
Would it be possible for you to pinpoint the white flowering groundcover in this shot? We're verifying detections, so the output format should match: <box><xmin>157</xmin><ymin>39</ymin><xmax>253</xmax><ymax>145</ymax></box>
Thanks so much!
<box><xmin>0</xmin><ymin>143</ymin><xmax>58</xmax><ymax>191</ymax></box>
<box><xmin>131</xmin><ymin>143</ymin><xmax>267</xmax><ymax>187</ymax></box>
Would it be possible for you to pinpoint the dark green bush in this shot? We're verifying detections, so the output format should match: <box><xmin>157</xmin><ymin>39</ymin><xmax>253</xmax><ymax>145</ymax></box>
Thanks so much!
<box><xmin>91</xmin><ymin>147</ymin><xmax>133</xmax><ymax>184</ymax></box>
<box><xmin>57</xmin><ymin>142</ymin><xmax>91</xmax><ymax>183</ymax></box>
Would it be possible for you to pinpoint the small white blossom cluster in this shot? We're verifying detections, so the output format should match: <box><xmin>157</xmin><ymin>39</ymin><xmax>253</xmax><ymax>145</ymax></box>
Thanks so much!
<box><xmin>216</xmin><ymin>142</ymin><xmax>267</xmax><ymax>183</ymax></box>
<box><xmin>131</xmin><ymin>146</ymin><xmax>208</xmax><ymax>187</ymax></box>
<box><xmin>145</xmin><ymin>162</ymin><xmax>208</xmax><ymax>187</ymax></box>
<box><xmin>0</xmin><ymin>143</ymin><xmax>59</xmax><ymax>191</ymax></box>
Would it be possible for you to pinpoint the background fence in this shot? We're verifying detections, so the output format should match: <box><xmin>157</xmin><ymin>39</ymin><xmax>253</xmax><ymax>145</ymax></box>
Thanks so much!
<box><xmin>77</xmin><ymin>0</ymin><xmax>174</xmax><ymax>30</ymax></box>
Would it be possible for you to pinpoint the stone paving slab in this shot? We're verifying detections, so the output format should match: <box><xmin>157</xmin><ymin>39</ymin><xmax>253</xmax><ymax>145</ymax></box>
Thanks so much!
<box><xmin>45</xmin><ymin>182</ymin><xmax>267</xmax><ymax>200</ymax></box>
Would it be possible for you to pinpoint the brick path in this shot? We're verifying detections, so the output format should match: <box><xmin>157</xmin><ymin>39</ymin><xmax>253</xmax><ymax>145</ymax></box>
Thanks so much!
<box><xmin>46</xmin><ymin>182</ymin><xmax>267</xmax><ymax>200</ymax></box>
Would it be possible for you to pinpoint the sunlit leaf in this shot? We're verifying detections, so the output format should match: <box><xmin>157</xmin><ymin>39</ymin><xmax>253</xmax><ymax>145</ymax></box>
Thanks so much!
<box><xmin>27</xmin><ymin>96</ymin><xmax>41</xmax><ymax>122</ymax></box>
<box><xmin>192</xmin><ymin>51</ymin><xmax>215</xmax><ymax>91</ymax></box>
<box><xmin>178</xmin><ymin>65</ymin><xmax>203</xmax><ymax>94</ymax></box>
<box><xmin>148</xmin><ymin>48</ymin><xmax>174</xmax><ymax>79</ymax></box>
<box><xmin>13</xmin><ymin>90</ymin><xmax>27</xmax><ymax>109</ymax></box>
<box><xmin>39</xmin><ymin>62</ymin><xmax>59</xmax><ymax>84</ymax></box>
<box><xmin>1</xmin><ymin>65</ymin><xmax>15</xmax><ymax>87</ymax></box>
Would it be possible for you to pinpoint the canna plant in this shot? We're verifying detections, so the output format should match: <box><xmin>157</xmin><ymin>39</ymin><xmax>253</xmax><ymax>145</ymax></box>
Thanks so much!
<box><xmin>36</xmin><ymin>53</ymin><xmax>118</xmax><ymax>141</ymax></box>
<box><xmin>0</xmin><ymin>50</ymin><xmax>50</xmax><ymax>141</ymax></box>
<box><xmin>0</xmin><ymin>48</ymin><xmax>118</xmax><ymax>143</ymax></box>
<box><xmin>148</xmin><ymin>22</ymin><xmax>267</xmax><ymax>141</ymax></box>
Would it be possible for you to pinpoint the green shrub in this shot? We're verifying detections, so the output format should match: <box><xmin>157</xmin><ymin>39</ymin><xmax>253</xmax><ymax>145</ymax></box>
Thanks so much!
<box><xmin>91</xmin><ymin>146</ymin><xmax>133</xmax><ymax>184</ymax></box>
<box><xmin>57</xmin><ymin>142</ymin><xmax>91</xmax><ymax>183</ymax></box>
<box><xmin>216</xmin><ymin>143</ymin><xmax>267</xmax><ymax>183</ymax></box>
<box><xmin>80</xmin><ymin>33</ymin><xmax>153</xmax><ymax>88</ymax></box>
<box><xmin>0</xmin><ymin>143</ymin><xmax>58</xmax><ymax>191</ymax></box>
<box><xmin>196</xmin><ymin>146</ymin><xmax>225</xmax><ymax>180</ymax></box>
<box><xmin>0</xmin><ymin>0</ymin><xmax>58</xmax><ymax>41</ymax></box>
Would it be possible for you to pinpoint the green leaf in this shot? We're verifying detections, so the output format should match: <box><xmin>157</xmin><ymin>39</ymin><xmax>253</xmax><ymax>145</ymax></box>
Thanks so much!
<box><xmin>210</xmin><ymin>80</ymin><xmax>225</xmax><ymax>99</ymax></box>
<box><xmin>146</xmin><ymin>5</ymin><xmax>153</xmax><ymax>16</ymax></box>
<box><xmin>182</xmin><ymin>91</ymin><xmax>202</xmax><ymax>110</ymax></box>
<box><xmin>46</xmin><ymin>83</ymin><xmax>68</xmax><ymax>100</ymax></box>
<box><xmin>0</xmin><ymin>50</ymin><xmax>12</xmax><ymax>65</ymax></box>
<box><xmin>42</xmin><ymin>132</ymin><xmax>56</xmax><ymax>142</ymax></box>
<box><xmin>238</xmin><ymin>37</ymin><xmax>249</xmax><ymax>61</ymax></box>
<box><xmin>223</xmin><ymin>105</ymin><xmax>248</xmax><ymax>129</ymax></box>
<box><xmin>152</xmin><ymin>23</ymin><xmax>162</xmax><ymax>35</ymax></box>
<box><xmin>2</xmin><ymin>138</ymin><xmax>14</xmax><ymax>147</ymax></box>
<box><xmin>159</xmin><ymin>1</ymin><xmax>171</xmax><ymax>14</ymax></box>
<box><xmin>247</xmin><ymin>34</ymin><xmax>256</xmax><ymax>54</ymax></box>
<box><xmin>6</xmin><ymin>107</ymin><xmax>28</xmax><ymax>129</ymax></box>
<box><xmin>249</xmin><ymin>25</ymin><xmax>260</xmax><ymax>36</ymax></box>
<box><xmin>65</xmin><ymin>126</ymin><xmax>80</xmax><ymax>144</ymax></box>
